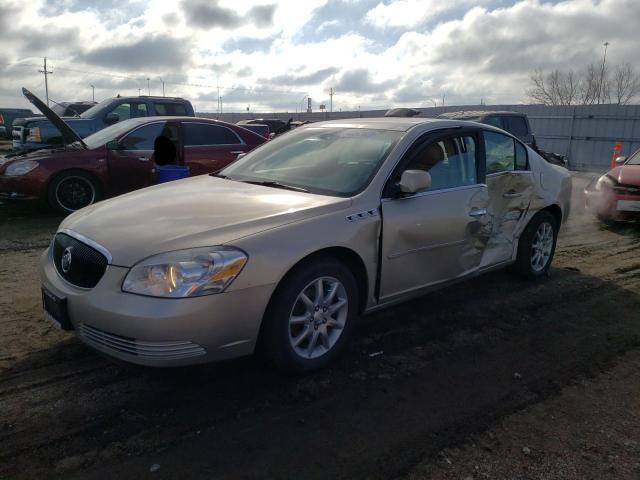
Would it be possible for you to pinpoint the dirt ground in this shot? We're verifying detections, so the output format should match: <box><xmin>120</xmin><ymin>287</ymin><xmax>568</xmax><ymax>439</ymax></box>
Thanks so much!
<box><xmin>1</xmin><ymin>174</ymin><xmax>639</xmax><ymax>480</ymax></box>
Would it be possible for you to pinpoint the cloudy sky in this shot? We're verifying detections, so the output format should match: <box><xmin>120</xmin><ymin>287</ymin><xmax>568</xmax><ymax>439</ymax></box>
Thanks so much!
<box><xmin>0</xmin><ymin>0</ymin><xmax>638</xmax><ymax>113</ymax></box>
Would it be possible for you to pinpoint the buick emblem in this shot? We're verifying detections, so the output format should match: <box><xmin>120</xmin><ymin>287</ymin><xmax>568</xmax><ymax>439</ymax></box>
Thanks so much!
<box><xmin>61</xmin><ymin>247</ymin><xmax>73</xmax><ymax>274</ymax></box>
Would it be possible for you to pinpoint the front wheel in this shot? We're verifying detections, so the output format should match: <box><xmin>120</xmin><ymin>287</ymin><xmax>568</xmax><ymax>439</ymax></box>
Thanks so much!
<box><xmin>48</xmin><ymin>170</ymin><xmax>101</xmax><ymax>214</ymax></box>
<box><xmin>513</xmin><ymin>210</ymin><xmax>558</xmax><ymax>279</ymax></box>
<box><xmin>262</xmin><ymin>257</ymin><xmax>358</xmax><ymax>374</ymax></box>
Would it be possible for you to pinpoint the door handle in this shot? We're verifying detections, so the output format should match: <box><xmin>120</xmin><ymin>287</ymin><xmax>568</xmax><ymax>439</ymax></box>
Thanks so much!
<box><xmin>469</xmin><ymin>208</ymin><xmax>487</xmax><ymax>218</ymax></box>
<box><xmin>230</xmin><ymin>151</ymin><xmax>245</xmax><ymax>155</ymax></box>
<box><xmin>502</xmin><ymin>191</ymin><xmax>522</xmax><ymax>198</ymax></box>
<box><xmin>137</xmin><ymin>157</ymin><xmax>149</xmax><ymax>162</ymax></box>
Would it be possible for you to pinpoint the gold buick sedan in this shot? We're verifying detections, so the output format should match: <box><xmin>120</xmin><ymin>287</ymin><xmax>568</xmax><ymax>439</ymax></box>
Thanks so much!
<box><xmin>41</xmin><ymin>118</ymin><xmax>571</xmax><ymax>372</ymax></box>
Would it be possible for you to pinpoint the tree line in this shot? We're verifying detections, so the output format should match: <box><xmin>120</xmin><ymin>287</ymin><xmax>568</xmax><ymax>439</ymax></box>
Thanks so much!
<box><xmin>526</xmin><ymin>62</ymin><xmax>640</xmax><ymax>106</ymax></box>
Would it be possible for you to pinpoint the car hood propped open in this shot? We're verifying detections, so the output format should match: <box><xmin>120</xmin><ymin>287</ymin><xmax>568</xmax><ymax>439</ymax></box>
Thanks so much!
<box><xmin>21</xmin><ymin>87</ymin><xmax>86</xmax><ymax>148</ymax></box>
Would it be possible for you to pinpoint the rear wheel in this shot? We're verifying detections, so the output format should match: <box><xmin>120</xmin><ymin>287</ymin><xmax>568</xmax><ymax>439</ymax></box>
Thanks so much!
<box><xmin>513</xmin><ymin>210</ymin><xmax>558</xmax><ymax>279</ymax></box>
<box><xmin>263</xmin><ymin>257</ymin><xmax>358</xmax><ymax>374</ymax></box>
<box><xmin>48</xmin><ymin>170</ymin><xmax>101</xmax><ymax>214</ymax></box>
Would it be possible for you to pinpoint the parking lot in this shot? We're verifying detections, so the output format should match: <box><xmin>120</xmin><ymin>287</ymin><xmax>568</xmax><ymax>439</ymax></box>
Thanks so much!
<box><xmin>1</xmin><ymin>174</ymin><xmax>639</xmax><ymax>479</ymax></box>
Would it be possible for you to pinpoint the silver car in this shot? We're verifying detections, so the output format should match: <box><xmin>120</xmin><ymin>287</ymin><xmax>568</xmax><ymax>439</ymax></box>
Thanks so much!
<box><xmin>40</xmin><ymin>118</ymin><xmax>571</xmax><ymax>372</ymax></box>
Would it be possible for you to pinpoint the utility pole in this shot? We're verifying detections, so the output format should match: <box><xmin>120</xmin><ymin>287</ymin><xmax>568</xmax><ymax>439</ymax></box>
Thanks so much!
<box><xmin>90</xmin><ymin>84</ymin><xmax>95</xmax><ymax>102</ymax></box>
<box><xmin>160</xmin><ymin>78</ymin><xmax>165</xmax><ymax>97</ymax></box>
<box><xmin>38</xmin><ymin>57</ymin><xmax>53</xmax><ymax>106</ymax></box>
<box><xmin>329</xmin><ymin>87</ymin><xmax>334</xmax><ymax>113</ymax></box>
<box><xmin>146</xmin><ymin>77</ymin><xmax>150</xmax><ymax>96</ymax></box>
<box><xmin>138</xmin><ymin>88</ymin><xmax>141</xmax><ymax>96</ymax></box>
<box><xmin>597</xmin><ymin>41</ymin><xmax>610</xmax><ymax>104</ymax></box>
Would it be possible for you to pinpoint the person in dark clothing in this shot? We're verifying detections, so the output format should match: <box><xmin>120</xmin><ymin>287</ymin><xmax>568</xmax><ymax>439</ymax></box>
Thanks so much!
<box><xmin>153</xmin><ymin>135</ymin><xmax>176</xmax><ymax>166</ymax></box>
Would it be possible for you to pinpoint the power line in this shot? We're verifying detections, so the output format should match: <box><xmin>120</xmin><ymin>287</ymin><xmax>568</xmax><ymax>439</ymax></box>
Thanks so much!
<box><xmin>0</xmin><ymin>60</ymin><xmax>308</xmax><ymax>96</ymax></box>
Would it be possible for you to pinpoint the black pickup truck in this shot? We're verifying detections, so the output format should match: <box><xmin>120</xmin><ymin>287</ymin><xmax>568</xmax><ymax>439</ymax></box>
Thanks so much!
<box><xmin>436</xmin><ymin>110</ymin><xmax>567</xmax><ymax>167</ymax></box>
<box><xmin>12</xmin><ymin>95</ymin><xmax>194</xmax><ymax>152</ymax></box>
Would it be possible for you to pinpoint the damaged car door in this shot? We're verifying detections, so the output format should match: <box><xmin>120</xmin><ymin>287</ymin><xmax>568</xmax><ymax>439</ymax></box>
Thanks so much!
<box><xmin>480</xmin><ymin>131</ymin><xmax>535</xmax><ymax>267</ymax></box>
<box><xmin>379</xmin><ymin>129</ymin><xmax>491</xmax><ymax>301</ymax></box>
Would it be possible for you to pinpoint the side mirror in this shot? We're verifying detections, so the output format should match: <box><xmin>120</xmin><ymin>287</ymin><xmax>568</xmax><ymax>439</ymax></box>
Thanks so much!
<box><xmin>615</xmin><ymin>156</ymin><xmax>627</xmax><ymax>165</ymax></box>
<box><xmin>105</xmin><ymin>112</ymin><xmax>119</xmax><ymax>124</ymax></box>
<box><xmin>399</xmin><ymin>170</ymin><xmax>431</xmax><ymax>194</ymax></box>
<box><xmin>105</xmin><ymin>139</ymin><xmax>121</xmax><ymax>150</ymax></box>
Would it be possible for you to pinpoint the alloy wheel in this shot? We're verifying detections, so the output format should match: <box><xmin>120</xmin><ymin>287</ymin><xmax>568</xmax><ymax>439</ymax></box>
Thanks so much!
<box><xmin>288</xmin><ymin>276</ymin><xmax>348</xmax><ymax>359</ymax></box>
<box><xmin>56</xmin><ymin>176</ymin><xmax>95</xmax><ymax>211</ymax></box>
<box><xmin>530</xmin><ymin>221</ymin><xmax>554</xmax><ymax>272</ymax></box>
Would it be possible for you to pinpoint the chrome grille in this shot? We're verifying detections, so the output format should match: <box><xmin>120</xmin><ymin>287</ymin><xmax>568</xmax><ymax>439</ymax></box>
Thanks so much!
<box><xmin>78</xmin><ymin>324</ymin><xmax>206</xmax><ymax>360</ymax></box>
<box><xmin>53</xmin><ymin>233</ymin><xmax>108</xmax><ymax>288</ymax></box>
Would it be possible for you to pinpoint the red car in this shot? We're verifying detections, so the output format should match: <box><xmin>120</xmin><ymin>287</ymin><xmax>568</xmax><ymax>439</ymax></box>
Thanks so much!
<box><xmin>0</xmin><ymin>88</ymin><xmax>266</xmax><ymax>213</ymax></box>
<box><xmin>585</xmin><ymin>150</ymin><xmax>640</xmax><ymax>222</ymax></box>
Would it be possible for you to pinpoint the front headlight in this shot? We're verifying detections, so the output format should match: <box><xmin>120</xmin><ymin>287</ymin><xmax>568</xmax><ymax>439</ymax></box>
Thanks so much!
<box><xmin>26</xmin><ymin>127</ymin><xmax>41</xmax><ymax>143</ymax></box>
<box><xmin>122</xmin><ymin>247</ymin><xmax>247</xmax><ymax>298</ymax></box>
<box><xmin>595</xmin><ymin>175</ymin><xmax>615</xmax><ymax>191</ymax></box>
<box><xmin>5</xmin><ymin>159</ymin><xmax>39</xmax><ymax>176</ymax></box>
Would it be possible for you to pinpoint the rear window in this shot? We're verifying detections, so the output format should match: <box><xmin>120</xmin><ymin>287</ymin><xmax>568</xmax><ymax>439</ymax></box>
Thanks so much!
<box><xmin>183</xmin><ymin>123</ymin><xmax>241</xmax><ymax>146</ymax></box>
<box><xmin>155</xmin><ymin>103</ymin><xmax>188</xmax><ymax>116</ymax></box>
<box><xmin>503</xmin><ymin>116</ymin><xmax>529</xmax><ymax>137</ymax></box>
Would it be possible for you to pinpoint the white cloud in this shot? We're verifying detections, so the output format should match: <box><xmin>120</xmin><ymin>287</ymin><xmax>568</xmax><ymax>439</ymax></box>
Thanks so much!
<box><xmin>364</xmin><ymin>0</ymin><xmax>489</xmax><ymax>28</ymax></box>
<box><xmin>0</xmin><ymin>0</ymin><xmax>638</xmax><ymax>112</ymax></box>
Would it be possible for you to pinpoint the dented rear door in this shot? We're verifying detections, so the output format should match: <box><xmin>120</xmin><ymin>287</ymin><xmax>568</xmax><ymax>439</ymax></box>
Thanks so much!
<box><xmin>480</xmin><ymin>131</ymin><xmax>535</xmax><ymax>267</ymax></box>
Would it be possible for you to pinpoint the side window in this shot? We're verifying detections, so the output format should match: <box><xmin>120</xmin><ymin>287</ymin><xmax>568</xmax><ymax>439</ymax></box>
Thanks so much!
<box><xmin>515</xmin><ymin>141</ymin><xmax>528</xmax><ymax>170</ymax></box>
<box><xmin>183</xmin><ymin>123</ymin><xmax>241</xmax><ymax>146</ymax></box>
<box><xmin>131</xmin><ymin>103</ymin><xmax>148</xmax><ymax>118</ymax></box>
<box><xmin>503</xmin><ymin>116</ymin><xmax>529</xmax><ymax>137</ymax></box>
<box><xmin>484</xmin><ymin>131</ymin><xmax>515</xmax><ymax>174</ymax></box>
<box><xmin>110</xmin><ymin>103</ymin><xmax>131</xmax><ymax>121</ymax></box>
<box><xmin>120</xmin><ymin>122</ymin><xmax>166</xmax><ymax>150</ymax></box>
<box><xmin>155</xmin><ymin>103</ymin><xmax>187</xmax><ymax>116</ymax></box>
<box><xmin>404</xmin><ymin>135</ymin><xmax>477</xmax><ymax>191</ymax></box>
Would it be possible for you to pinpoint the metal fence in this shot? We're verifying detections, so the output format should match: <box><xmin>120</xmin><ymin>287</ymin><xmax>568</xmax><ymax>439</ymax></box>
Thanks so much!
<box><xmin>199</xmin><ymin>104</ymin><xmax>640</xmax><ymax>172</ymax></box>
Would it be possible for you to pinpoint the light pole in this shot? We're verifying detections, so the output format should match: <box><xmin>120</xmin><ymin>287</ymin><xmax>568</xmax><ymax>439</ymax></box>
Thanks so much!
<box><xmin>146</xmin><ymin>77</ymin><xmax>150</xmax><ymax>96</ymax></box>
<box><xmin>597</xmin><ymin>41</ymin><xmax>610</xmax><ymax>104</ymax></box>
<box><xmin>298</xmin><ymin>94</ymin><xmax>308</xmax><ymax>119</ymax></box>
<box><xmin>138</xmin><ymin>88</ymin><xmax>141</xmax><ymax>96</ymax></box>
<box><xmin>90</xmin><ymin>84</ymin><xmax>95</xmax><ymax>102</ymax></box>
<box><xmin>159</xmin><ymin>78</ymin><xmax>165</xmax><ymax>97</ymax></box>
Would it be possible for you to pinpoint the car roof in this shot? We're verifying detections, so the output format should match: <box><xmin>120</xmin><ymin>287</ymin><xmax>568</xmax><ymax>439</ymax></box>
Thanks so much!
<box><xmin>120</xmin><ymin>116</ymin><xmax>237</xmax><ymax>125</ymax></box>
<box><xmin>437</xmin><ymin>110</ymin><xmax>524</xmax><ymax>119</ymax></box>
<box><xmin>304</xmin><ymin>117</ymin><xmax>477</xmax><ymax>132</ymax></box>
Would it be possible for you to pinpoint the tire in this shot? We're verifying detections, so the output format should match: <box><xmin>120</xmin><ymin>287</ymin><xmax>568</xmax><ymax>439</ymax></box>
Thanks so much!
<box><xmin>47</xmin><ymin>170</ymin><xmax>101</xmax><ymax>214</ymax></box>
<box><xmin>513</xmin><ymin>210</ymin><xmax>558</xmax><ymax>279</ymax></box>
<box><xmin>262</xmin><ymin>257</ymin><xmax>358</xmax><ymax>374</ymax></box>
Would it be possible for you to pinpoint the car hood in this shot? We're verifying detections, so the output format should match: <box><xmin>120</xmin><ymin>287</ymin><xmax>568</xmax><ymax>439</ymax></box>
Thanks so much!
<box><xmin>610</xmin><ymin>164</ymin><xmax>640</xmax><ymax>186</ymax></box>
<box><xmin>60</xmin><ymin>175</ymin><xmax>351</xmax><ymax>266</ymax></box>
<box><xmin>21</xmin><ymin>87</ymin><xmax>86</xmax><ymax>148</ymax></box>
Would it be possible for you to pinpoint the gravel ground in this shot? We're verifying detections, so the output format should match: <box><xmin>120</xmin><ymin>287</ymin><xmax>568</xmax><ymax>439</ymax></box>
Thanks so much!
<box><xmin>1</xmin><ymin>173</ymin><xmax>639</xmax><ymax>480</ymax></box>
<box><xmin>404</xmin><ymin>349</ymin><xmax>640</xmax><ymax>480</ymax></box>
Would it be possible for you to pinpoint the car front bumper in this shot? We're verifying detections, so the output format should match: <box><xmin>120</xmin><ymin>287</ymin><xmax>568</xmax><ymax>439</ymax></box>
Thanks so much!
<box><xmin>585</xmin><ymin>189</ymin><xmax>640</xmax><ymax>220</ymax></box>
<box><xmin>39</xmin><ymin>248</ymin><xmax>275</xmax><ymax>367</ymax></box>
<box><xmin>0</xmin><ymin>174</ymin><xmax>47</xmax><ymax>202</ymax></box>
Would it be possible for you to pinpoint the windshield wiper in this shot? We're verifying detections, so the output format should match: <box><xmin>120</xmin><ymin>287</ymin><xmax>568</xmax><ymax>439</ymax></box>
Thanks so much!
<box><xmin>241</xmin><ymin>179</ymin><xmax>309</xmax><ymax>193</ymax></box>
<box><xmin>209</xmin><ymin>172</ymin><xmax>228</xmax><ymax>178</ymax></box>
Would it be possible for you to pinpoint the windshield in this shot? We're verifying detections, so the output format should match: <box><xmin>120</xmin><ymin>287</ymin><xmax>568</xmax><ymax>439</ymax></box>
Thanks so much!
<box><xmin>83</xmin><ymin>118</ymin><xmax>144</xmax><ymax>149</ymax></box>
<box><xmin>220</xmin><ymin>127</ymin><xmax>401</xmax><ymax>196</ymax></box>
<box><xmin>626</xmin><ymin>149</ymin><xmax>640</xmax><ymax>166</ymax></box>
<box><xmin>79</xmin><ymin>99</ymin><xmax>112</xmax><ymax>119</ymax></box>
